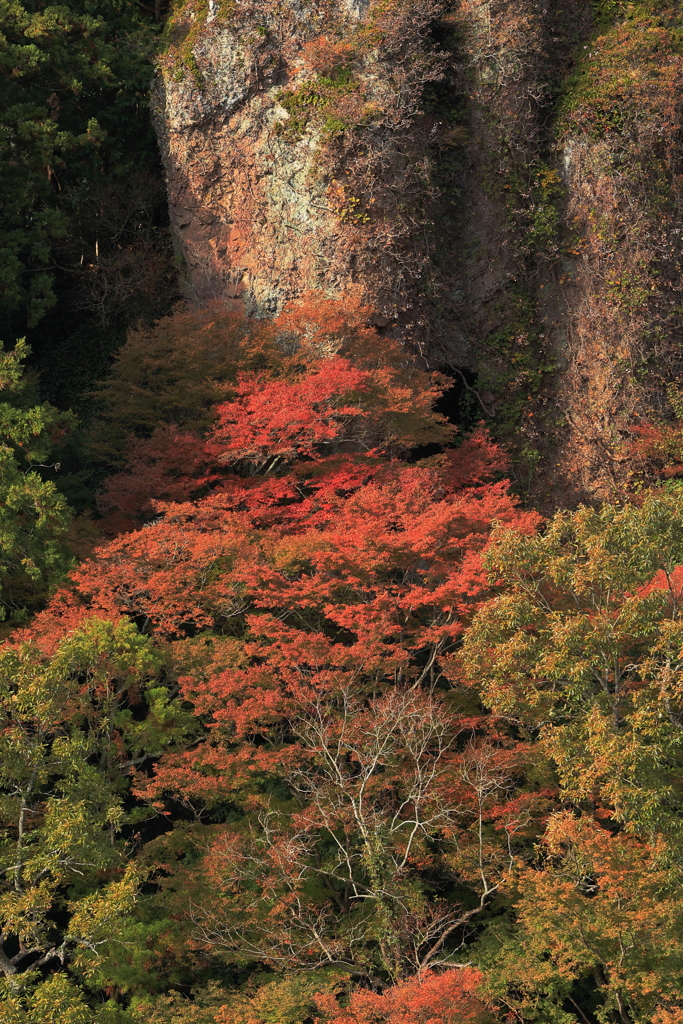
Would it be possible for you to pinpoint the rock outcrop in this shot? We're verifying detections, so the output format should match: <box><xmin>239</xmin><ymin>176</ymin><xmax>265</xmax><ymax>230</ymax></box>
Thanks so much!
<box><xmin>452</xmin><ymin>0</ymin><xmax>683</xmax><ymax>504</ymax></box>
<box><xmin>545</xmin><ymin>7</ymin><xmax>683</xmax><ymax>502</ymax></box>
<box><xmin>153</xmin><ymin>0</ymin><xmax>470</xmax><ymax>359</ymax></box>
<box><xmin>154</xmin><ymin>0</ymin><xmax>683</xmax><ymax>504</ymax></box>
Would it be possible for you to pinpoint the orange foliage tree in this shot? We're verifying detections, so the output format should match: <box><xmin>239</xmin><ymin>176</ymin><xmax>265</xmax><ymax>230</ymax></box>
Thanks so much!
<box><xmin>21</xmin><ymin>297</ymin><xmax>547</xmax><ymax>996</ymax></box>
<box><xmin>480</xmin><ymin>812</ymin><xmax>683</xmax><ymax>1024</ymax></box>
<box><xmin>93</xmin><ymin>295</ymin><xmax>453</xmax><ymax>533</ymax></box>
<box><xmin>312</xmin><ymin>968</ymin><xmax>491</xmax><ymax>1024</ymax></box>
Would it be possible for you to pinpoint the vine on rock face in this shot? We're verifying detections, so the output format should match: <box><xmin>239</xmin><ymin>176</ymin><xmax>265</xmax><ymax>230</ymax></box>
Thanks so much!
<box><xmin>543</xmin><ymin>0</ymin><xmax>683</xmax><ymax>497</ymax></box>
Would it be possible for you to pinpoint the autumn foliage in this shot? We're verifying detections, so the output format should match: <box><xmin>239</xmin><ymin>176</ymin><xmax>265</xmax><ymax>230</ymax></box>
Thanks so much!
<box><xmin>90</xmin><ymin>295</ymin><xmax>453</xmax><ymax>533</ymax></box>
<box><xmin>6</xmin><ymin>293</ymin><xmax>683</xmax><ymax>1023</ymax></box>
<box><xmin>312</xmin><ymin>968</ymin><xmax>491</xmax><ymax>1024</ymax></box>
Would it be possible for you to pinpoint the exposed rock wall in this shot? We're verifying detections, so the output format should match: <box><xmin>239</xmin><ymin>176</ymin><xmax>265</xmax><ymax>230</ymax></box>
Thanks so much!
<box><xmin>452</xmin><ymin>0</ymin><xmax>683</xmax><ymax>504</ymax></box>
<box><xmin>153</xmin><ymin>0</ymin><xmax>470</xmax><ymax>358</ymax></box>
<box><xmin>154</xmin><ymin>0</ymin><xmax>683</xmax><ymax>504</ymax></box>
<box><xmin>152</xmin><ymin>0</ymin><xmax>577</xmax><ymax>370</ymax></box>
<box><xmin>450</xmin><ymin>0</ymin><xmax>592</xmax><ymax>492</ymax></box>
<box><xmin>153</xmin><ymin>1</ymin><xmax>351</xmax><ymax>314</ymax></box>
<box><xmin>531</xmin><ymin>4</ymin><xmax>683</xmax><ymax>502</ymax></box>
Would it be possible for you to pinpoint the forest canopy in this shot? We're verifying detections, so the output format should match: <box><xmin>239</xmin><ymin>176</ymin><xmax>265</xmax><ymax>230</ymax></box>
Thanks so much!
<box><xmin>2</xmin><ymin>295</ymin><xmax>683</xmax><ymax>1024</ymax></box>
<box><xmin>2</xmin><ymin>0</ymin><xmax>683</xmax><ymax>1023</ymax></box>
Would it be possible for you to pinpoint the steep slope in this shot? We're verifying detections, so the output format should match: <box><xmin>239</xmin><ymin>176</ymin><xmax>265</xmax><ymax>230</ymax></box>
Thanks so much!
<box><xmin>153</xmin><ymin>0</ymin><xmax>470</xmax><ymax>359</ymax></box>
<box><xmin>544</xmin><ymin>2</ymin><xmax>683</xmax><ymax>501</ymax></box>
<box><xmin>154</xmin><ymin>0</ymin><xmax>683</xmax><ymax>504</ymax></box>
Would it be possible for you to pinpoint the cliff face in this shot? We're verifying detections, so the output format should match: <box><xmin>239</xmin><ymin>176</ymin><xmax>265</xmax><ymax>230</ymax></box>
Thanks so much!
<box><xmin>153</xmin><ymin>0</ymin><xmax>360</xmax><ymax>313</ymax></box>
<box><xmin>154</xmin><ymin>0</ymin><xmax>683</xmax><ymax>504</ymax></box>
<box><xmin>546</xmin><ymin>6</ymin><xmax>683</xmax><ymax>502</ymax></box>
<box><xmin>152</xmin><ymin>0</ymin><xmax>575</xmax><ymax>376</ymax></box>
<box><xmin>153</xmin><ymin>0</ymin><xmax>470</xmax><ymax>359</ymax></box>
<box><xmin>450</xmin><ymin>0</ymin><xmax>683</xmax><ymax>504</ymax></box>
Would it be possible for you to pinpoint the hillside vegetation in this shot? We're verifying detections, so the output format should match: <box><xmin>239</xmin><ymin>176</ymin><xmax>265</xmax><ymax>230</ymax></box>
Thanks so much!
<box><xmin>1</xmin><ymin>2</ymin><xmax>683</xmax><ymax>1023</ymax></box>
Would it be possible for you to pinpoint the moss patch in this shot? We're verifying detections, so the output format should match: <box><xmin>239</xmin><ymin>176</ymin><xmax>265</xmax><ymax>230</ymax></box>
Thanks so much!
<box><xmin>159</xmin><ymin>0</ymin><xmax>237</xmax><ymax>84</ymax></box>
<box><xmin>275</xmin><ymin>68</ymin><xmax>359</xmax><ymax>143</ymax></box>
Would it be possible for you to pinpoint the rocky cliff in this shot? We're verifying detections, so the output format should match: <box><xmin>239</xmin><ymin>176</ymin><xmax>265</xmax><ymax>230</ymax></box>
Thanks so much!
<box><xmin>153</xmin><ymin>0</ymin><xmax>471</xmax><ymax>359</ymax></box>
<box><xmin>546</xmin><ymin>3</ymin><xmax>683</xmax><ymax>502</ymax></box>
<box><xmin>153</xmin><ymin>0</ymin><xmax>683</xmax><ymax>504</ymax></box>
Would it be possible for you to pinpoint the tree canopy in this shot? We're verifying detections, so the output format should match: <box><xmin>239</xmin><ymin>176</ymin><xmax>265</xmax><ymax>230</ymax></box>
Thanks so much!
<box><xmin>5</xmin><ymin>296</ymin><xmax>683</xmax><ymax>1022</ymax></box>
<box><xmin>2</xmin><ymin>0</ymin><xmax>683</xmax><ymax>1019</ymax></box>
<box><xmin>0</xmin><ymin>0</ymin><xmax>159</xmax><ymax>328</ymax></box>
<box><xmin>0</xmin><ymin>338</ymin><xmax>72</xmax><ymax>622</ymax></box>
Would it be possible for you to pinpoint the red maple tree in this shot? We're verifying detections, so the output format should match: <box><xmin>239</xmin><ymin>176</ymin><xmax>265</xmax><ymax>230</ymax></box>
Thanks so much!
<box><xmin>19</xmin><ymin>296</ymin><xmax>546</xmax><ymax>991</ymax></box>
<box><xmin>312</xmin><ymin>967</ymin><xmax>491</xmax><ymax>1024</ymax></box>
